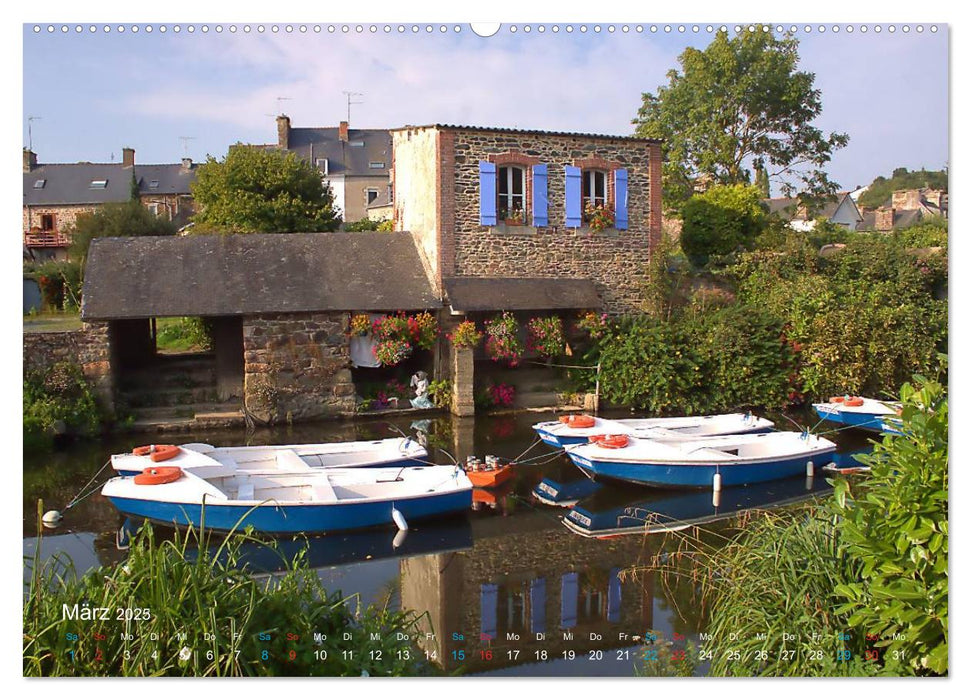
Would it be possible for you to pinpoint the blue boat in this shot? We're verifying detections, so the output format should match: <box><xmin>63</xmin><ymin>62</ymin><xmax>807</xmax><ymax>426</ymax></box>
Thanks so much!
<box><xmin>101</xmin><ymin>464</ymin><xmax>472</xmax><ymax>535</ymax></box>
<box><xmin>564</xmin><ymin>432</ymin><xmax>837</xmax><ymax>489</ymax></box>
<box><xmin>562</xmin><ymin>475</ymin><xmax>834</xmax><ymax>537</ymax></box>
<box><xmin>532</xmin><ymin>412</ymin><xmax>774</xmax><ymax>449</ymax></box>
<box><xmin>812</xmin><ymin>397</ymin><xmax>902</xmax><ymax>434</ymax></box>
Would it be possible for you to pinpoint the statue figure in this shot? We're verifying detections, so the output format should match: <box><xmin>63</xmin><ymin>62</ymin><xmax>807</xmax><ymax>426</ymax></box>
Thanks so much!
<box><xmin>410</xmin><ymin>371</ymin><xmax>434</xmax><ymax>409</ymax></box>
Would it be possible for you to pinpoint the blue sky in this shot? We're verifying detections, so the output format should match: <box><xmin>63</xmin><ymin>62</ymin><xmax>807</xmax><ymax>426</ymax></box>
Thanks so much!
<box><xmin>23</xmin><ymin>22</ymin><xmax>948</xmax><ymax>195</ymax></box>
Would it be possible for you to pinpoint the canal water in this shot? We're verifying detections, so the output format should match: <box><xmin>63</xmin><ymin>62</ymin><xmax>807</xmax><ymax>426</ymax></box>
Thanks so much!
<box><xmin>23</xmin><ymin>408</ymin><xmax>872</xmax><ymax>677</ymax></box>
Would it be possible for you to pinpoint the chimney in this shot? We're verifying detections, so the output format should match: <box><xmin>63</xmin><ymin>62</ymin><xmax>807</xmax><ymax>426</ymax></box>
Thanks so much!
<box><xmin>891</xmin><ymin>189</ymin><xmax>921</xmax><ymax>211</ymax></box>
<box><xmin>875</xmin><ymin>208</ymin><xmax>895</xmax><ymax>232</ymax></box>
<box><xmin>23</xmin><ymin>148</ymin><xmax>37</xmax><ymax>172</ymax></box>
<box><xmin>122</xmin><ymin>147</ymin><xmax>135</xmax><ymax>168</ymax></box>
<box><xmin>276</xmin><ymin>114</ymin><xmax>291</xmax><ymax>149</ymax></box>
<box><xmin>181</xmin><ymin>157</ymin><xmax>193</xmax><ymax>172</ymax></box>
<box><xmin>339</xmin><ymin>120</ymin><xmax>349</xmax><ymax>142</ymax></box>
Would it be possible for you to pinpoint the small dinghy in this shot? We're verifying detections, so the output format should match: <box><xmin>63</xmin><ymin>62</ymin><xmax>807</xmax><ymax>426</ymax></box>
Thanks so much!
<box><xmin>812</xmin><ymin>396</ymin><xmax>902</xmax><ymax>434</ymax></box>
<box><xmin>564</xmin><ymin>431</ymin><xmax>836</xmax><ymax>489</ymax></box>
<box><xmin>110</xmin><ymin>437</ymin><xmax>427</xmax><ymax>477</ymax></box>
<box><xmin>532</xmin><ymin>412</ymin><xmax>774</xmax><ymax>448</ymax></box>
<box><xmin>101</xmin><ymin>463</ymin><xmax>473</xmax><ymax>535</ymax></box>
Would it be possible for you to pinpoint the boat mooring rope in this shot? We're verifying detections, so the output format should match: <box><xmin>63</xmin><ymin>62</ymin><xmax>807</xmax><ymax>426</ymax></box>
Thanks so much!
<box><xmin>63</xmin><ymin>459</ymin><xmax>113</xmax><ymax>511</ymax></box>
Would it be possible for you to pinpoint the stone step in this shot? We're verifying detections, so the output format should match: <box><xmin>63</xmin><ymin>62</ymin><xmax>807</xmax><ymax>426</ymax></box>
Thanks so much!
<box><xmin>119</xmin><ymin>367</ymin><xmax>217</xmax><ymax>390</ymax></box>
<box><xmin>124</xmin><ymin>403</ymin><xmax>245</xmax><ymax>433</ymax></box>
<box><xmin>514</xmin><ymin>390</ymin><xmax>568</xmax><ymax>409</ymax></box>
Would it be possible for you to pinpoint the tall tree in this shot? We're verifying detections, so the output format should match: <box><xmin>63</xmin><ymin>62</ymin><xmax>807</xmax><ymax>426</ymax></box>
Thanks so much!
<box><xmin>190</xmin><ymin>146</ymin><xmax>341</xmax><ymax>233</ymax></box>
<box><xmin>634</xmin><ymin>29</ymin><xmax>848</xmax><ymax>212</ymax></box>
<box><xmin>753</xmin><ymin>159</ymin><xmax>771</xmax><ymax>198</ymax></box>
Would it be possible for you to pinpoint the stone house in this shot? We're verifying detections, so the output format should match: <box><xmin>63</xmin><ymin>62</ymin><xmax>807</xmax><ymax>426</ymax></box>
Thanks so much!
<box><xmin>859</xmin><ymin>188</ymin><xmax>948</xmax><ymax>232</ymax></box>
<box><xmin>765</xmin><ymin>191</ymin><xmax>864</xmax><ymax>232</ymax></box>
<box><xmin>23</xmin><ymin>147</ymin><xmax>196</xmax><ymax>261</ymax></box>
<box><xmin>274</xmin><ymin>115</ymin><xmax>391</xmax><ymax>223</ymax></box>
<box><xmin>80</xmin><ymin>232</ymin><xmax>439</xmax><ymax>423</ymax></box>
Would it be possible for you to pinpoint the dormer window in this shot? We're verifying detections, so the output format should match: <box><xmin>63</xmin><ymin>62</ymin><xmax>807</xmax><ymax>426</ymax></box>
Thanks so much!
<box><xmin>89</xmin><ymin>179</ymin><xmax>108</xmax><ymax>189</ymax></box>
<box><xmin>368</xmin><ymin>161</ymin><xmax>385</xmax><ymax>169</ymax></box>
<box><xmin>33</xmin><ymin>179</ymin><xmax>46</xmax><ymax>189</ymax></box>
<box><xmin>349</xmin><ymin>140</ymin><xmax>365</xmax><ymax>148</ymax></box>
<box><xmin>148</xmin><ymin>180</ymin><xmax>160</xmax><ymax>190</ymax></box>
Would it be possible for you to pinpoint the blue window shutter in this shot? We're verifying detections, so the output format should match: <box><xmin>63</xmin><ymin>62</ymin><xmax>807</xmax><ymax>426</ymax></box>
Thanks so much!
<box><xmin>479</xmin><ymin>161</ymin><xmax>497</xmax><ymax>226</ymax></box>
<box><xmin>565</xmin><ymin>166</ymin><xmax>582</xmax><ymax>227</ymax></box>
<box><xmin>614</xmin><ymin>169</ymin><xmax>629</xmax><ymax>230</ymax></box>
<box><xmin>532</xmin><ymin>164</ymin><xmax>548</xmax><ymax>227</ymax></box>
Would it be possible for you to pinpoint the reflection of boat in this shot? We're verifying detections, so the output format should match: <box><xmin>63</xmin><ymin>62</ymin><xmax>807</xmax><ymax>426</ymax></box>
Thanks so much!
<box><xmin>111</xmin><ymin>438</ymin><xmax>428</xmax><ymax>477</ymax></box>
<box><xmin>565</xmin><ymin>432</ymin><xmax>836</xmax><ymax>489</ymax></box>
<box><xmin>101</xmin><ymin>464</ymin><xmax>472</xmax><ymax>535</ymax></box>
<box><xmin>531</xmin><ymin>477</ymin><xmax>603</xmax><ymax>507</ymax></box>
<box><xmin>533</xmin><ymin>413</ymin><xmax>774</xmax><ymax>448</ymax></box>
<box><xmin>563</xmin><ymin>475</ymin><xmax>833</xmax><ymax>537</ymax></box>
<box><xmin>175</xmin><ymin>519</ymin><xmax>475</xmax><ymax>573</ymax></box>
<box><xmin>812</xmin><ymin>397</ymin><xmax>902</xmax><ymax>434</ymax></box>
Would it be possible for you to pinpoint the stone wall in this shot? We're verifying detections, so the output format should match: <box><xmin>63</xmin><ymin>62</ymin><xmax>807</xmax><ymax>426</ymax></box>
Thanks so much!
<box><xmin>23</xmin><ymin>203</ymin><xmax>97</xmax><ymax>234</ymax></box>
<box><xmin>23</xmin><ymin>323</ymin><xmax>115</xmax><ymax>412</ymax></box>
<box><xmin>393</xmin><ymin>126</ymin><xmax>662</xmax><ymax>314</ymax></box>
<box><xmin>242</xmin><ymin>312</ymin><xmax>355</xmax><ymax>422</ymax></box>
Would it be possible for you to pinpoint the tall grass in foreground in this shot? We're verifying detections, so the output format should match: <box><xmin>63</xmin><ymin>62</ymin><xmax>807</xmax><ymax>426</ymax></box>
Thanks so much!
<box><xmin>24</xmin><ymin>510</ymin><xmax>434</xmax><ymax>677</ymax></box>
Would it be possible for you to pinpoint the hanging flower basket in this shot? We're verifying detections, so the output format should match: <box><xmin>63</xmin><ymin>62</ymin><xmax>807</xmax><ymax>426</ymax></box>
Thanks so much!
<box><xmin>527</xmin><ymin>316</ymin><xmax>566</xmax><ymax>359</ymax></box>
<box><xmin>373</xmin><ymin>339</ymin><xmax>413</xmax><ymax>366</ymax></box>
<box><xmin>448</xmin><ymin>320</ymin><xmax>483</xmax><ymax>350</ymax></box>
<box><xmin>349</xmin><ymin>314</ymin><xmax>371</xmax><ymax>337</ymax></box>
<box><xmin>408</xmin><ymin>311</ymin><xmax>439</xmax><ymax>351</ymax></box>
<box><xmin>577</xmin><ymin>311</ymin><xmax>610</xmax><ymax>340</ymax></box>
<box><xmin>484</xmin><ymin>312</ymin><xmax>524</xmax><ymax>366</ymax></box>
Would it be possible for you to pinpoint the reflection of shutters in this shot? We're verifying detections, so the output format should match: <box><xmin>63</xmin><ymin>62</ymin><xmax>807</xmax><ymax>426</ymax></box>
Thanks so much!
<box><xmin>480</xmin><ymin>583</ymin><xmax>498</xmax><ymax>640</ymax></box>
<box><xmin>565</xmin><ymin>166</ymin><xmax>582</xmax><ymax>227</ymax></box>
<box><xmin>479</xmin><ymin>161</ymin><xmax>497</xmax><ymax>226</ymax></box>
<box><xmin>530</xmin><ymin>578</ymin><xmax>546</xmax><ymax>635</ymax></box>
<box><xmin>532</xmin><ymin>164</ymin><xmax>548</xmax><ymax>227</ymax></box>
<box><xmin>614</xmin><ymin>169</ymin><xmax>628</xmax><ymax>230</ymax></box>
<box><xmin>560</xmin><ymin>572</ymin><xmax>578</xmax><ymax>629</ymax></box>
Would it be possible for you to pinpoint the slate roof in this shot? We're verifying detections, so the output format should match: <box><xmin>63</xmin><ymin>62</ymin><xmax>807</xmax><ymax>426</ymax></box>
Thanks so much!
<box><xmin>24</xmin><ymin>163</ymin><xmax>196</xmax><ymax>206</ymax></box>
<box><xmin>392</xmin><ymin>124</ymin><xmax>662</xmax><ymax>143</ymax></box>
<box><xmin>860</xmin><ymin>209</ymin><xmax>922</xmax><ymax>231</ymax></box>
<box><xmin>764</xmin><ymin>192</ymin><xmax>853</xmax><ymax>220</ymax></box>
<box><xmin>81</xmin><ymin>232</ymin><xmax>440</xmax><ymax>320</ymax></box>
<box><xmin>443</xmin><ymin>277</ymin><xmax>602</xmax><ymax>312</ymax></box>
<box><xmin>285</xmin><ymin>128</ymin><xmax>392</xmax><ymax>177</ymax></box>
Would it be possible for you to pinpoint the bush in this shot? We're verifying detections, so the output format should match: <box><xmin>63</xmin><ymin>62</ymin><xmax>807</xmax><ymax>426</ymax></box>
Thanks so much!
<box><xmin>590</xmin><ymin>306</ymin><xmax>795</xmax><ymax>414</ymax></box>
<box><xmin>680</xmin><ymin>184</ymin><xmax>766</xmax><ymax>266</ymax></box>
<box><xmin>155</xmin><ymin>317</ymin><xmax>213</xmax><ymax>352</ymax></box>
<box><xmin>27</xmin><ymin>260</ymin><xmax>83</xmax><ymax>312</ymax></box>
<box><xmin>24</xmin><ymin>362</ymin><xmax>104</xmax><ymax>450</ymax></box>
<box><xmin>24</xmin><ymin>522</ymin><xmax>435</xmax><ymax>677</ymax></box>
<box><xmin>829</xmin><ymin>379</ymin><xmax>948</xmax><ymax>674</ymax></box>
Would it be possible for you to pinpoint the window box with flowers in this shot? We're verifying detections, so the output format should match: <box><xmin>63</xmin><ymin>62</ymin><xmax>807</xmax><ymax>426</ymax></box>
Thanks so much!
<box><xmin>369</xmin><ymin>311</ymin><xmax>439</xmax><ymax>367</ymax></box>
<box><xmin>583</xmin><ymin>202</ymin><xmax>615</xmax><ymax>233</ymax></box>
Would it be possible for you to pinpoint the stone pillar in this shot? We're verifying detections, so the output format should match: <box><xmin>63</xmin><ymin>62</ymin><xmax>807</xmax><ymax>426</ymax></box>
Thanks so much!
<box><xmin>451</xmin><ymin>346</ymin><xmax>475</xmax><ymax>416</ymax></box>
<box><xmin>452</xmin><ymin>416</ymin><xmax>476</xmax><ymax>465</ymax></box>
<box><xmin>400</xmin><ymin>552</ymin><xmax>464</xmax><ymax>670</ymax></box>
<box><xmin>79</xmin><ymin>321</ymin><xmax>115</xmax><ymax>415</ymax></box>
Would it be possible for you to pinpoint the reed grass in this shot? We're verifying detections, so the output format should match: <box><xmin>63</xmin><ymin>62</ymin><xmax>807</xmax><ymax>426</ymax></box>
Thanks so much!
<box><xmin>23</xmin><ymin>502</ymin><xmax>435</xmax><ymax>677</ymax></box>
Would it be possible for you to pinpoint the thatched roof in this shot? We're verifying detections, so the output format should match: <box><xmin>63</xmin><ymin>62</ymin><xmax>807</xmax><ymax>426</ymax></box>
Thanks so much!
<box><xmin>81</xmin><ymin>232</ymin><xmax>440</xmax><ymax>320</ymax></box>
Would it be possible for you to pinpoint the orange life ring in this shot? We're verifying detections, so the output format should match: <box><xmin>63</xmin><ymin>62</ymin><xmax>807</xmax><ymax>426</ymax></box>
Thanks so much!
<box><xmin>134</xmin><ymin>466</ymin><xmax>183</xmax><ymax>485</ymax></box>
<box><xmin>829</xmin><ymin>396</ymin><xmax>846</xmax><ymax>404</ymax></box>
<box><xmin>843</xmin><ymin>397</ymin><xmax>865</xmax><ymax>407</ymax></box>
<box><xmin>559</xmin><ymin>414</ymin><xmax>596</xmax><ymax>429</ymax></box>
<box><xmin>587</xmin><ymin>434</ymin><xmax>605</xmax><ymax>444</ymax></box>
<box><xmin>132</xmin><ymin>444</ymin><xmax>181</xmax><ymax>462</ymax></box>
<box><xmin>595</xmin><ymin>434</ymin><xmax>630</xmax><ymax>449</ymax></box>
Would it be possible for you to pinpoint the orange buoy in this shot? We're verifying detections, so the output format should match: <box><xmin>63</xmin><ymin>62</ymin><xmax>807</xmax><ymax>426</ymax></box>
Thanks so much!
<box><xmin>843</xmin><ymin>397</ymin><xmax>865</xmax><ymax>407</ymax></box>
<box><xmin>829</xmin><ymin>396</ymin><xmax>846</xmax><ymax>404</ymax></box>
<box><xmin>134</xmin><ymin>466</ymin><xmax>183</xmax><ymax>485</ymax></box>
<box><xmin>595</xmin><ymin>434</ymin><xmax>630</xmax><ymax>449</ymax></box>
<box><xmin>132</xmin><ymin>444</ymin><xmax>181</xmax><ymax>462</ymax></box>
<box><xmin>559</xmin><ymin>414</ymin><xmax>596</xmax><ymax>429</ymax></box>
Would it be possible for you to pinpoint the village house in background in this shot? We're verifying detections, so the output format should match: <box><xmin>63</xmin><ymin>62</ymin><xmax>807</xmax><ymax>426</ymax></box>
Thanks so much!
<box><xmin>68</xmin><ymin>123</ymin><xmax>662</xmax><ymax>426</ymax></box>
<box><xmin>857</xmin><ymin>187</ymin><xmax>948</xmax><ymax>231</ymax></box>
<box><xmin>273</xmin><ymin>115</ymin><xmax>392</xmax><ymax>223</ymax></box>
<box><xmin>23</xmin><ymin>147</ymin><xmax>196</xmax><ymax>260</ymax></box>
<box><xmin>764</xmin><ymin>191</ymin><xmax>864</xmax><ymax>232</ymax></box>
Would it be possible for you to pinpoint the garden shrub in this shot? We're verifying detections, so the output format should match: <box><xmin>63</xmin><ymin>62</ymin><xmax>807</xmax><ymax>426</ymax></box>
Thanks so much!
<box><xmin>24</xmin><ymin>362</ymin><xmax>104</xmax><ymax>450</ymax></box>
<box><xmin>680</xmin><ymin>184</ymin><xmax>766</xmax><ymax>266</ymax></box>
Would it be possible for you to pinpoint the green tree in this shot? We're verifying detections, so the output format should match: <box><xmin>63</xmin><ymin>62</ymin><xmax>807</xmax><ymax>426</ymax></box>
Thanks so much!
<box><xmin>66</xmin><ymin>200</ymin><xmax>177</xmax><ymax>271</ymax></box>
<box><xmin>634</xmin><ymin>29</ymin><xmax>848</xmax><ymax>211</ymax></box>
<box><xmin>190</xmin><ymin>146</ymin><xmax>341</xmax><ymax>233</ymax></box>
<box><xmin>680</xmin><ymin>183</ymin><xmax>766</xmax><ymax>265</ymax></box>
<box><xmin>857</xmin><ymin>167</ymin><xmax>948</xmax><ymax>210</ymax></box>
<box><xmin>753</xmin><ymin>160</ymin><xmax>771</xmax><ymax>198</ymax></box>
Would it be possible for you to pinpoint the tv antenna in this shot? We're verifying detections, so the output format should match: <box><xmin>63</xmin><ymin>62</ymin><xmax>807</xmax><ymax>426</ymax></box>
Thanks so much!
<box><xmin>276</xmin><ymin>96</ymin><xmax>292</xmax><ymax>114</ymax></box>
<box><xmin>342</xmin><ymin>91</ymin><xmax>364</xmax><ymax>123</ymax></box>
<box><xmin>26</xmin><ymin>115</ymin><xmax>41</xmax><ymax>151</ymax></box>
<box><xmin>178</xmin><ymin>136</ymin><xmax>197</xmax><ymax>157</ymax></box>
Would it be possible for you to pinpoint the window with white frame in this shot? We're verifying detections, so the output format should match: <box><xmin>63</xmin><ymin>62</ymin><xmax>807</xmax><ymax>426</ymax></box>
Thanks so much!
<box><xmin>582</xmin><ymin>170</ymin><xmax>607</xmax><ymax>211</ymax></box>
<box><xmin>497</xmin><ymin>166</ymin><xmax>526</xmax><ymax>222</ymax></box>
<box><xmin>366</xmin><ymin>188</ymin><xmax>380</xmax><ymax>205</ymax></box>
